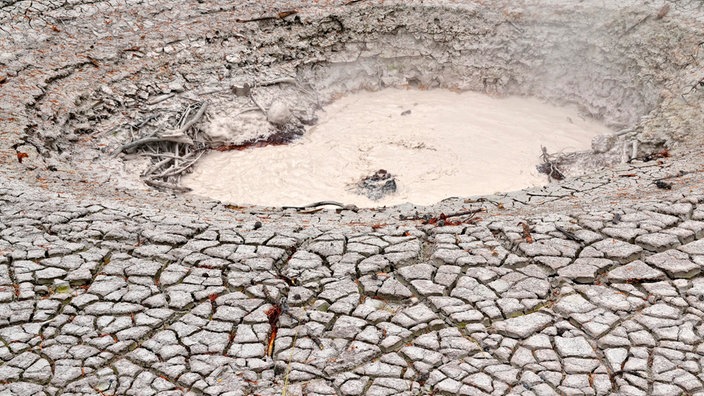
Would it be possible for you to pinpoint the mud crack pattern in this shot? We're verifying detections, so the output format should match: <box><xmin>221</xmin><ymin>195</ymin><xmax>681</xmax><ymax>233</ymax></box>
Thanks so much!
<box><xmin>1</xmin><ymin>176</ymin><xmax>704</xmax><ymax>395</ymax></box>
<box><xmin>1</xmin><ymin>0</ymin><xmax>704</xmax><ymax>395</ymax></box>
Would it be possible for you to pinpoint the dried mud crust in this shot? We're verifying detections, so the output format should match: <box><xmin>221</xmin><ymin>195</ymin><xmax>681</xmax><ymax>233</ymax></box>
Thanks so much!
<box><xmin>2</xmin><ymin>168</ymin><xmax>704</xmax><ymax>396</ymax></box>
<box><xmin>2</xmin><ymin>1</ymin><xmax>704</xmax><ymax>395</ymax></box>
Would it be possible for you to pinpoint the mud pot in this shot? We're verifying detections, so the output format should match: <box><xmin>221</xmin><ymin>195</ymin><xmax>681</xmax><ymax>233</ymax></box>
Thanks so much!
<box><xmin>182</xmin><ymin>88</ymin><xmax>612</xmax><ymax>207</ymax></box>
<box><xmin>2</xmin><ymin>2</ymin><xmax>704</xmax><ymax>396</ymax></box>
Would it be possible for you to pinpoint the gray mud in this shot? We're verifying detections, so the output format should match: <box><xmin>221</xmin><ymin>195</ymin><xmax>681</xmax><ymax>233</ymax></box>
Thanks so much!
<box><xmin>1</xmin><ymin>1</ymin><xmax>704</xmax><ymax>395</ymax></box>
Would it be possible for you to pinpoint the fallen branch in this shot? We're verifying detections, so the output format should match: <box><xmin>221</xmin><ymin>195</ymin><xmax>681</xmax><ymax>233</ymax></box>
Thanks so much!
<box><xmin>132</xmin><ymin>114</ymin><xmax>160</xmax><ymax>129</ymax></box>
<box><xmin>400</xmin><ymin>208</ymin><xmax>485</xmax><ymax>224</ymax></box>
<box><xmin>146</xmin><ymin>92</ymin><xmax>175</xmax><ymax>105</ymax></box>
<box><xmin>174</xmin><ymin>101</ymin><xmax>208</xmax><ymax>135</ymax></box>
<box><xmin>236</xmin><ymin>10</ymin><xmax>297</xmax><ymax>23</ymax></box>
<box><xmin>113</xmin><ymin>102</ymin><xmax>207</xmax><ymax>156</ymax></box>
<box><xmin>131</xmin><ymin>152</ymin><xmax>186</xmax><ymax>160</ymax></box>
<box><xmin>115</xmin><ymin>101</ymin><xmax>212</xmax><ymax>191</ymax></box>
<box><xmin>259</xmin><ymin>77</ymin><xmax>299</xmax><ymax>87</ymax></box>
<box><xmin>156</xmin><ymin>151</ymin><xmax>204</xmax><ymax>178</ymax></box>
<box><xmin>443</xmin><ymin>208</ymin><xmax>486</xmax><ymax>219</ymax></box>
<box><xmin>249</xmin><ymin>91</ymin><xmax>267</xmax><ymax>114</ymax></box>
<box><xmin>141</xmin><ymin>157</ymin><xmax>173</xmax><ymax>177</ymax></box>
<box><xmin>113</xmin><ymin>135</ymin><xmax>193</xmax><ymax>156</ymax></box>
<box><xmin>143</xmin><ymin>179</ymin><xmax>192</xmax><ymax>192</ymax></box>
<box><xmin>621</xmin><ymin>15</ymin><xmax>649</xmax><ymax>37</ymax></box>
<box><xmin>282</xmin><ymin>201</ymin><xmax>359</xmax><ymax>212</ymax></box>
<box><xmin>258</xmin><ymin>77</ymin><xmax>318</xmax><ymax>101</ymax></box>
<box><xmin>112</xmin><ymin>135</ymin><xmax>193</xmax><ymax>156</ymax></box>
<box><xmin>555</xmin><ymin>225</ymin><xmax>583</xmax><ymax>243</ymax></box>
<box><xmin>234</xmin><ymin>106</ymin><xmax>260</xmax><ymax>117</ymax></box>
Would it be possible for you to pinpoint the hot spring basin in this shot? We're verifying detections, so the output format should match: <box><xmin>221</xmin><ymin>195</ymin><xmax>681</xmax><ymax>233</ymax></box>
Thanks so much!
<box><xmin>182</xmin><ymin>88</ymin><xmax>612</xmax><ymax>207</ymax></box>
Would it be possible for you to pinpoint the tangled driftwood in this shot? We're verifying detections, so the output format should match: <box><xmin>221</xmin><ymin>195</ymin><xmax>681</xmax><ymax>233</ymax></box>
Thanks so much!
<box><xmin>113</xmin><ymin>101</ymin><xmax>210</xmax><ymax>192</ymax></box>
<box><xmin>110</xmin><ymin>75</ymin><xmax>315</xmax><ymax>192</ymax></box>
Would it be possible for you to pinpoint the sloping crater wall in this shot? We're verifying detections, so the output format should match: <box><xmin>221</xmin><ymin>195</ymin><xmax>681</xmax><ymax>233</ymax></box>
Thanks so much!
<box><xmin>2</xmin><ymin>1</ymin><xmax>703</xmax><ymax>199</ymax></box>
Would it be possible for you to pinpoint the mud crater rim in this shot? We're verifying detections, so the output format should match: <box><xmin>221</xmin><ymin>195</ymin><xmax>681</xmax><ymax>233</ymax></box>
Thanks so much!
<box><xmin>149</xmin><ymin>2</ymin><xmax>685</xmax><ymax>208</ymax></box>
<box><xmin>13</xmin><ymin>1</ymin><xmax>700</xmax><ymax>209</ymax></box>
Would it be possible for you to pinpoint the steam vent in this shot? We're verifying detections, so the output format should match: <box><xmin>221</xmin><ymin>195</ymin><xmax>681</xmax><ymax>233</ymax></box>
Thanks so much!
<box><xmin>2</xmin><ymin>1</ymin><xmax>704</xmax><ymax>395</ymax></box>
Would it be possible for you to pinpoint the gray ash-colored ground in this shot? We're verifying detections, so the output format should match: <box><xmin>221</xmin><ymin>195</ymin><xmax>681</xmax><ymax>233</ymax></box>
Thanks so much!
<box><xmin>1</xmin><ymin>1</ymin><xmax>704</xmax><ymax>395</ymax></box>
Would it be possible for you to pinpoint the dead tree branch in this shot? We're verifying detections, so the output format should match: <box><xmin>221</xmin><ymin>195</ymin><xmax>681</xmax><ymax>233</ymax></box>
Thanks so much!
<box><xmin>143</xmin><ymin>179</ymin><xmax>192</xmax><ymax>192</ymax></box>
<box><xmin>114</xmin><ymin>101</ymin><xmax>211</xmax><ymax>191</ymax></box>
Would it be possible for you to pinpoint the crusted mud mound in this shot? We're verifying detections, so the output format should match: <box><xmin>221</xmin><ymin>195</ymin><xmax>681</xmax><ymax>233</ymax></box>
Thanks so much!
<box><xmin>354</xmin><ymin>169</ymin><xmax>398</xmax><ymax>201</ymax></box>
<box><xmin>1</xmin><ymin>1</ymin><xmax>704</xmax><ymax>395</ymax></box>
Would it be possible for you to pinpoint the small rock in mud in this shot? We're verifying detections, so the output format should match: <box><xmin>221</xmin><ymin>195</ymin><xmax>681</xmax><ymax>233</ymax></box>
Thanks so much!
<box><xmin>354</xmin><ymin>169</ymin><xmax>397</xmax><ymax>201</ymax></box>
<box><xmin>267</xmin><ymin>100</ymin><xmax>292</xmax><ymax>126</ymax></box>
<box><xmin>654</xmin><ymin>180</ymin><xmax>672</xmax><ymax>190</ymax></box>
<box><xmin>591</xmin><ymin>133</ymin><xmax>617</xmax><ymax>154</ymax></box>
<box><xmin>231</xmin><ymin>83</ymin><xmax>251</xmax><ymax>97</ymax></box>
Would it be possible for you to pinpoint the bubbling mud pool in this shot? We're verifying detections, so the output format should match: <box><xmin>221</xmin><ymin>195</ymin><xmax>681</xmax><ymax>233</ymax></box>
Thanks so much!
<box><xmin>182</xmin><ymin>89</ymin><xmax>613</xmax><ymax>207</ymax></box>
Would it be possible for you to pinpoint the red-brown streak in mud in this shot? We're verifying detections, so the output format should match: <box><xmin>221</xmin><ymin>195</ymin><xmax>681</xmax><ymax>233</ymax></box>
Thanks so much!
<box><xmin>277</xmin><ymin>10</ymin><xmax>298</xmax><ymax>18</ymax></box>
<box><xmin>86</xmin><ymin>56</ymin><xmax>100</xmax><ymax>68</ymax></box>
<box><xmin>213</xmin><ymin>130</ymin><xmax>302</xmax><ymax>152</ymax></box>
<box><xmin>426</xmin><ymin>212</ymin><xmax>480</xmax><ymax>226</ymax></box>
<box><xmin>266</xmin><ymin>327</ymin><xmax>277</xmax><ymax>358</ymax></box>
<box><xmin>657</xmin><ymin>148</ymin><xmax>670</xmax><ymax>158</ymax></box>
<box><xmin>264</xmin><ymin>304</ymin><xmax>283</xmax><ymax>357</ymax></box>
<box><xmin>265</xmin><ymin>304</ymin><xmax>282</xmax><ymax>327</ymax></box>
<box><xmin>519</xmin><ymin>222</ymin><xmax>534</xmax><ymax>244</ymax></box>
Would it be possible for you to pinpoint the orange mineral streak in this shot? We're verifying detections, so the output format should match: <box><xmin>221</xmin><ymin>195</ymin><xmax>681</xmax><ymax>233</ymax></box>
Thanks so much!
<box><xmin>264</xmin><ymin>304</ymin><xmax>283</xmax><ymax>358</ymax></box>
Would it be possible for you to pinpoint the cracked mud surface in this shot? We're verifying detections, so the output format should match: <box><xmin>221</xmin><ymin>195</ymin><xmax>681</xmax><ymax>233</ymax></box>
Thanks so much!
<box><xmin>2</xmin><ymin>169</ymin><xmax>704</xmax><ymax>396</ymax></box>
<box><xmin>2</xmin><ymin>0</ymin><xmax>704</xmax><ymax>395</ymax></box>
